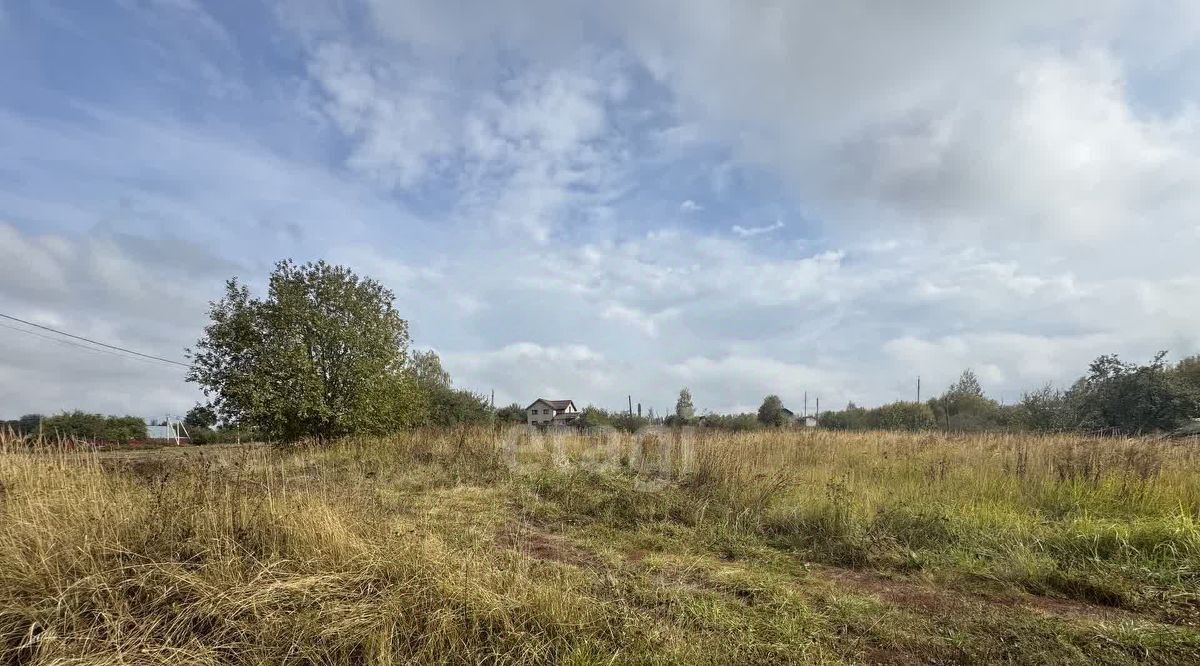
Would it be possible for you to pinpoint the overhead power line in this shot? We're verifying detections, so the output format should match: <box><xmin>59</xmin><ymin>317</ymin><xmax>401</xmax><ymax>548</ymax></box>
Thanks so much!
<box><xmin>0</xmin><ymin>321</ymin><xmax>143</xmax><ymax>362</ymax></box>
<box><xmin>0</xmin><ymin>312</ymin><xmax>189</xmax><ymax>368</ymax></box>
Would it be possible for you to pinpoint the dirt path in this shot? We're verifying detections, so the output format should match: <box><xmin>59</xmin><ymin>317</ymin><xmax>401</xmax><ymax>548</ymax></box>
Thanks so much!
<box><xmin>808</xmin><ymin>563</ymin><xmax>1144</xmax><ymax>624</ymax></box>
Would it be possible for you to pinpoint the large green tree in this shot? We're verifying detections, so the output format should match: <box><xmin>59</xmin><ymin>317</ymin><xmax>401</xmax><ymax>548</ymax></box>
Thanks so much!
<box><xmin>675</xmin><ymin>387</ymin><xmax>695</xmax><ymax>421</ymax></box>
<box><xmin>187</xmin><ymin>260</ymin><xmax>423</xmax><ymax>441</ymax></box>
<box><xmin>757</xmin><ymin>395</ymin><xmax>786</xmax><ymax>427</ymax></box>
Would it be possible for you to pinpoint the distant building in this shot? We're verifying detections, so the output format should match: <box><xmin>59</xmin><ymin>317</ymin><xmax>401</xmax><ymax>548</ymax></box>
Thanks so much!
<box><xmin>778</xmin><ymin>407</ymin><xmax>818</xmax><ymax>428</ymax></box>
<box><xmin>779</xmin><ymin>407</ymin><xmax>797</xmax><ymax>424</ymax></box>
<box><xmin>526</xmin><ymin>398</ymin><xmax>581</xmax><ymax>426</ymax></box>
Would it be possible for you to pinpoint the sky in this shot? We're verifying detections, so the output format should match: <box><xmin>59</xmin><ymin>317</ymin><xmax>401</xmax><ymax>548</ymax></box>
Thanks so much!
<box><xmin>2</xmin><ymin>0</ymin><xmax>1199</xmax><ymax>419</ymax></box>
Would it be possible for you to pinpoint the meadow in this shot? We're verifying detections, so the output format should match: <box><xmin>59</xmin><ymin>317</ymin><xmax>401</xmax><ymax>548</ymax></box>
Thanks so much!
<box><xmin>1</xmin><ymin>427</ymin><xmax>1198</xmax><ymax>664</ymax></box>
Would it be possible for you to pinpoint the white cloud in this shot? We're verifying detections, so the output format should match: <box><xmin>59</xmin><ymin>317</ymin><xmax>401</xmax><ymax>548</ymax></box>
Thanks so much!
<box><xmin>669</xmin><ymin>354</ymin><xmax>848</xmax><ymax>414</ymax></box>
<box><xmin>600</xmin><ymin>303</ymin><xmax>678</xmax><ymax>338</ymax></box>
<box><xmin>308</xmin><ymin>43</ymin><xmax>455</xmax><ymax>188</ymax></box>
<box><xmin>307</xmin><ymin>38</ymin><xmax>625</xmax><ymax>242</ymax></box>
<box><xmin>442</xmin><ymin>342</ymin><xmax>617</xmax><ymax>406</ymax></box>
<box><xmin>731</xmin><ymin>219</ymin><xmax>784</xmax><ymax>238</ymax></box>
<box><xmin>828</xmin><ymin>51</ymin><xmax>1200</xmax><ymax>244</ymax></box>
<box><xmin>458</xmin><ymin>66</ymin><xmax>621</xmax><ymax>241</ymax></box>
<box><xmin>679</xmin><ymin>199</ymin><xmax>703</xmax><ymax>212</ymax></box>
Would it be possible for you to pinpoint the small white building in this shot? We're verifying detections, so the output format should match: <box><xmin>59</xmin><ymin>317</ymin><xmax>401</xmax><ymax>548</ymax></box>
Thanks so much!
<box><xmin>526</xmin><ymin>398</ymin><xmax>581</xmax><ymax>426</ymax></box>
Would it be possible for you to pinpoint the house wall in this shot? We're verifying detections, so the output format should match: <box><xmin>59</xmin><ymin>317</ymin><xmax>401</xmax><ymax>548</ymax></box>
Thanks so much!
<box><xmin>527</xmin><ymin>401</ymin><xmax>554</xmax><ymax>425</ymax></box>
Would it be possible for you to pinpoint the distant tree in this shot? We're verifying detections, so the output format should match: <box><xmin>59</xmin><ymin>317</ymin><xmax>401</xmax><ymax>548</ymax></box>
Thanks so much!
<box><xmin>495</xmin><ymin>403</ymin><xmax>527</xmax><ymax>424</ymax></box>
<box><xmin>18</xmin><ymin>414</ymin><xmax>43</xmax><ymax>435</ymax></box>
<box><xmin>698</xmin><ymin>412</ymin><xmax>761</xmax><ymax>431</ymax></box>
<box><xmin>675</xmin><ymin>387</ymin><xmax>695</xmax><ymax>421</ymax></box>
<box><xmin>187</xmin><ymin>260</ymin><xmax>424</xmax><ymax>441</ymax></box>
<box><xmin>107</xmin><ymin>416</ymin><xmax>148</xmax><ymax>441</ymax></box>
<box><xmin>41</xmin><ymin>411</ymin><xmax>145</xmax><ymax>441</ymax></box>
<box><xmin>931</xmin><ymin>369</ymin><xmax>1003</xmax><ymax>431</ymax></box>
<box><xmin>1071</xmin><ymin>352</ymin><xmax>1198</xmax><ymax>434</ymax></box>
<box><xmin>819</xmin><ymin>403</ymin><xmax>862</xmax><ymax>430</ymax></box>
<box><xmin>425</xmin><ymin>387</ymin><xmax>492</xmax><ymax>427</ymax></box>
<box><xmin>42</xmin><ymin>411</ymin><xmax>105</xmax><ymax>440</ymax></box>
<box><xmin>1014</xmin><ymin>384</ymin><xmax>1074</xmax><ymax>432</ymax></box>
<box><xmin>410</xmin><ymin>349</ymin><xmax>452</xmax><ymax>389</ymax></box>
<box><xmin>757</xmin><ymin>395</ymin><xmax>786</xmax><ymax>427</ymax></box>
<box><xmin>577</xmin><ymin>405</ymin><xmax>612</xmax><ymax>429</ymax></box>
<box><xmin>870</xmin><ymin>401</ymin><xmax>936</xmax><ymax>431</ymax></box>
<box><xmin>1174</xmin><ymin>355</ymin><xmax>1200</xmax><ymax>395</ymax></box>
<box><xmin>949</xmin><ymin>369</ymin><xmax>984</xmax><ymax>398</ymax></box>
<box><xmin>819</xmin><ymin>401</ymin><xmax>932</xmax><ymax>431</ymax></box>
<box><xmin>184</xmin><ymin>404</ymin><xmax>218</xmax><ymax>430</ymax></box>
<box><xmin>575</xmin><ymin>405</ymin><xmax>643</xmax><ymax>431</ymax></box>
<box><xmin>608</xmin><ymin>411</ymin><xmax>650</xmax><ymax>432</ymax></box>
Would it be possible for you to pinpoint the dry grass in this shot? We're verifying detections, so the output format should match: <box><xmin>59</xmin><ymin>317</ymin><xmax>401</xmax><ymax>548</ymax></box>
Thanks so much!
<box><xmin>1</xmin><ymin>427</ymin><xmax>1199</xmax><ymax>664</ymax></box>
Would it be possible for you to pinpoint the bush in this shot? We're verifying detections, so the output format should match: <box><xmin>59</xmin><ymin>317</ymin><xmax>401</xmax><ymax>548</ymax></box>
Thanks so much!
<box><xmin>40</xmin><ymin>411</ymin><xmax>146</xmax><ymax>442</ymax></box>
<box><xmin>1071</xmin><ymin>353</ymin><xmax>1199</xmax><ymax>434</ymax></box>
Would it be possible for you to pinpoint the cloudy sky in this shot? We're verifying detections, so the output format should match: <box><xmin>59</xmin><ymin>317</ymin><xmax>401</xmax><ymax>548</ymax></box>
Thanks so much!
<box><xmin>2</xmin><ymin>1</ymin><xmax>1199</xmax><ymax>419</ymax></box>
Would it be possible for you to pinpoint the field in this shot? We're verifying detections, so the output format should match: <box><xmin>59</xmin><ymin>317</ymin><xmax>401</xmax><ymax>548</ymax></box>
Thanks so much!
<box><xmin>2</xmin><ymin>428</ymin><xmax>1199</xmax><ymax>664</ymax></box>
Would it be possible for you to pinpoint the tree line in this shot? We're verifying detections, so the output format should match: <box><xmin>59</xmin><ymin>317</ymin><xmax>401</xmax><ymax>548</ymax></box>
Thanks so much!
<box><xmin>659</xmin><ymin>354</ymin><xmax>1199</xmax><ymax>435</ymax></box>
<box><xmin>1</xmin><ymin>412</ymin><xmax>146</xmax><ymax>441</ymax></box>
<box><xmin>818</xmin><ymin>355</ymin><xmax>1200</xmax><ymax>434</ymax></box>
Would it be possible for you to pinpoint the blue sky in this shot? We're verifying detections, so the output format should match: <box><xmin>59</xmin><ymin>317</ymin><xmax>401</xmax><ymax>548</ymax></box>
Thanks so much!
<box><xmin>2</xmin><ymin>0</ymin><xmax>1199</xmax><ymax>419</ymax></box>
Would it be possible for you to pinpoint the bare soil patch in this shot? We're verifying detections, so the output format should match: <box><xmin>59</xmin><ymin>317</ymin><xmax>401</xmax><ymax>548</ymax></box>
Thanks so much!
<box><xmin>496</xmin><ymin>523</ymin><xmax>605</xmax><ymax>569</ymax></box>
<box><xmin>811</xmin><ymin>564</ymin><xmax>1143</xmax><ymax>623</ymax></box>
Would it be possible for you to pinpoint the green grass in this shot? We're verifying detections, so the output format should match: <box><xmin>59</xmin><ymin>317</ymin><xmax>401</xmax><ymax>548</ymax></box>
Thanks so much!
<box><xmin>1</xmin><ymin>428</ymin><xmax>1198</xmax><ymax>664</ymax></box>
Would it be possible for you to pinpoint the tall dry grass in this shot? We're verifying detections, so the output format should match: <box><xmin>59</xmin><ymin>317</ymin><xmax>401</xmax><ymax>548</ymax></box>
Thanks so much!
<box><xmin>684</xmin><ymin>430</ymin><xmax>1200</xmax><ymax>609</ymax></box>
<box><xmin>1</xmin><ymin>427</ymin><xmax>1198</xmax><ymax>663</ymax></box>
<box><xmin>0</xmin><ymin>433</ymin><xmax>634</xmax><ymax>664</ymax></box>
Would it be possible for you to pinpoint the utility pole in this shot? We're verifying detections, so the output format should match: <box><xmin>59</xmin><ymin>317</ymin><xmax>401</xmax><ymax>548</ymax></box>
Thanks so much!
<box><xmin>804</xmin><ymin>391</ymin><xmax>808</xmax><ymax>417</ymax></box>
<box><xmin>815</xmin><ymin>397</ymin><xmax>820</xmax><ymax>421</ymax></box>
<box><xmin>917</xmin><ymin>376</ymin><xmax>921</xmax><ymax>403</ymax></box>
<box><xmin>628</xmin><ymin>395</ymin><xmax>633</xmax><ymax>415</ymax></box>
<box><xmin>490</xmin><ymin>389</ymin><xmax>495</xmax><ymax>409</ymax></box>
<box><xmin>637</xmin><ymin>403</ymin><xmax>642</xmax><ymax>418</ymax></box>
